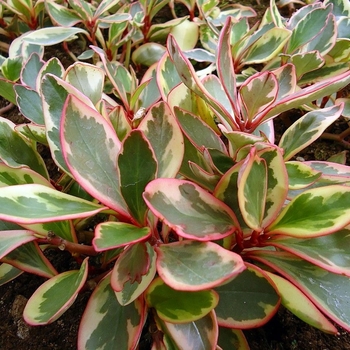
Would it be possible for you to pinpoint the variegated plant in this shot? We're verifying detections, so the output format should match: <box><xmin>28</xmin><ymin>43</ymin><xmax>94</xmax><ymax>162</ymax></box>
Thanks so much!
<box><xmin>1</xmin><ymin>0</ymin><xmax>350</xmax><ymax>349</ymax></box>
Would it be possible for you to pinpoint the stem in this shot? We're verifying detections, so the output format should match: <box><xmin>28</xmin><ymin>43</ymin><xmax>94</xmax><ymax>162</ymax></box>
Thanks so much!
<box><xmin>124</xmin><ymin>39</ymin><xmax>132</xmax><ymax>69</ymax></box>
<box><xmin>0</xmin><ymin>103</ymin><xmax>15</xmax><ymax>115</ymax></box>
<box><xmin>322</xmin><ymin>129</ymin><xmax>350</xmax><ymax>149</ymax></box>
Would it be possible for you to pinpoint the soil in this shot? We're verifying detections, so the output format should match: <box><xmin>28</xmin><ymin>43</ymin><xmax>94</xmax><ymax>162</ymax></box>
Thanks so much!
<box><xmin>1</xmin><ymin>0</ymin><xmax>350</xmax><ymax>349</ymax></box>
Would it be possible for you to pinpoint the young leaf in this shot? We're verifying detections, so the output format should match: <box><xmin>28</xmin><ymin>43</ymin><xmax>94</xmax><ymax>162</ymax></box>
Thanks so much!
<box><xmin>215</xmin><ymin>264</ymin><xmax>280</xmax><ymax>328</ymax></box>
<box><xmin>155</xmin><ymin>240</ymin><xmax>245</xmax><ymax>291</ymax></box>
<box><xmin>267</xmin><ymin>185</ymin><xmax>350</xmax><ymax>237</ymax></box>
<box><xmin>93</xmin><ymin>222</ymin><xmax>151</xmax><ymax>251</ymax></box>
<box><xmin>78</xmin><ymin>274</ymin><xmax>145</xmax><ymax>350</ymax></box>
<box><xmin>61</xmin><ymin>94</ymin><xmax>130</xmax><ymax>220</ymax></box>
<box><xmin>23</xmin><ymin>258</ymin><xmax>88</xmax><ymax>325</ymax></box>
<box><xmin>144</xmin><ymin>179</ymin><xmax>239</xmax><ymax>241</ymax></box>
<box><xmin>145</xmin><ymin>277</ymin><xmax>219</xmax><ymax>323</ymax></box>
<box><xmin>118</xmin><ymin>130</ymin><xmax>157</xmax><ymax>225</ymax></box>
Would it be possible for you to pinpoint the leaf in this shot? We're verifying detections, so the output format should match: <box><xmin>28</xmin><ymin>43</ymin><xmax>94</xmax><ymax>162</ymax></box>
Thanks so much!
<box><xmin>93</xmin><ymin>222</ymin><xmax>151</xmax><ymax>251</ymax></box>
<box><xmin>132</xmin><ymin>43</ymin><xmax>167</xmax><ymax>67</ymax></box>
<box><xmin>266</xmin><ymin>228</ymin><xmax>350</xmax><ymax>276</ymax></box>
<box><xmin>23</xmin><ymin>27</ymin><xmax>89</xmax><ymax>46</ymax></box>
<box><xmin>46</xmin><ymin>1</ymin><xmax>83</xmax><ymax>27</ymax></box>
<box><xmin>111</xmin><ymin>242</ymin><xmax>150</xmax><ymax>292</ymax></box>
<box><xmin>215</xmin><ymin>264</ymin><xmax>280</xmax><ymax>328</ymax></box>
<box><xmin>265</xmin><ymin>271</ymin><xmax>337</xmax><ymax>334</ymax></box>
<box><xmin>144</xmin><ymin>179</ymin><xmax>239</xmax><ymax>241</ymax></box>
<box><xmin>0</xmin><ymin>119</ymin><xmax>48</xmax><ymax>179</ymax></box>
<box><xmin>115</xmin><ymin>242</ymin><xmax>157</xmax><ymax>306</ymax></box>
<box><xmin>279</xmin><ymin>104</ymin><xmax>344</xmax><ymax>161</ymax></box>
<box><xmin>118</xmin><ymin>130</ymin><xmax>157</xmax><ymax>225</ymax></box>
<box><xmin>145</xmin><ymin>277</ymin><xmax>219</xmax><ymax>323</ymax></box>
<box><xmin>0</xmin><ymin>184</ymin><xmax>105</xmax><ymax>224</ymax></box>
<box><xmin>61</xmin><ymin>94</ymin><xmax>130</xmax><ymax>220</ymax></box>
<box><xmin>0</xmin><ymin>230</ymin><xmax>36</xmax><ymax>259</ymax></box>
<box><xmin>139</xmin><ymin>102</ymin><xmax>184</xmax><ymax>178</ymax></box>
<box><xmin>23</xmin><ymin>258</ymin><xmax>88</xmax><ymax>325</ymax></box>
<box><xmin>218</xmin><ymin>327</ymin><xmax>249</xmax><ymax>350</ymax></box>
<box><xmin>286</xmin><ymin>161</ymin><xmax>322</xmax><ymax>189</ymax></box>
<box><xmin>248</xmin><ymin>251</ymin><xmax>350</xmax><ymax>332</ymax></box>
<box><xmin>21</xmin><ymin>52</ymin><xmax>44</xmax><ymax>90</ymax></box>
<box><xmin>0</xmin><ymin>78</ymin><xmax>16</xmax><ymax>104</ymax></box>
<box><xmin>164</xmin><ymin>310</ymin><xmax>218</xmax><ymax>350</ymax></box>
<box><xmin>2</xmin><ymin>241</ymin><xmax>57</xmax><ymax>278</ymax></box>
<box><xmin>0</xmin><ymin>263</ymin><xmax>23</xmax><ymax>286</ymax></box>
<box><xmin>78</xmin><ymin>274</ymin><xmax>145</xmax><ymax>350</ymax></box>
<box><xmin>1</xmin><ymin>56</ymin><xmax>22</xmax><ymax>82</ymax></box>
<box><xmin>155</xmin><ymin>240</ymin><xmax>245</xmax><ymax>291</ymax></box>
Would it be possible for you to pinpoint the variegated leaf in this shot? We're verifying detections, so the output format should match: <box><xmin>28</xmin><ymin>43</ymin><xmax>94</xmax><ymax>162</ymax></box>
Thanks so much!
<box><xmin>218</xmin><ymin>327</ymin><xmax>249</xmax><ymax>350</ymax></box>
<box><xmin>248</xmin><ymin>251</ymin><xmax>350</xmax><ymax>332</ymax></box>
<box><xmin>265</xmin><ymin>271</ymin><xmax>337</xmax><ymax>333</ymax></box>
<box><xmin>144</xmin><ymin>179</ymin><xmax>239</xmax><ymax>241</ymax></box>
<box><xmin>0</xmin><ymin>230</ymin><xmax>36</xmax><ymax>259</ymax></box>
<box><xmin>290</xmin><ymin>51</ymin><xmax>324</xmax><ymax>79</ymax></box>
<box><xmin>21</xmin><ymin>52</ymin><xmax>44</xmax><ymax>90</ymax></box>
<box><xmin>267</xmin><ymin>185</ymin><xmax>350</xmax><ymax>237</ymax></box>
<box><xmin>46</xmin><ymin>1</ymin><xmax>82</xmax><ymax>27</ymax></box>
<box><xmin>93</xmin><ymin>222</ymin><xmax>151</xmax><ymax>251</ymax></box>
<box><xmin>266</xmin><ymin>228</ymin><xmax>350</xmax><ymax>276</ymax></box>
<box><xmin>64</xmin><ymin>63</ymin><xmax>105</xmax><ymax>105</ymax></box>
<box><xmin>109</xmin><ymin>106</ymin><xmax>131</xmax><ymax>141</ymax></box>
<box><xmin>273</xmin><ymin>64</ymin><xmax>297</xmax><ymax>102</ymax></box>
<box><xmin>0</xmin><ymin>118</ymin><xmax>48</xmax><ymax>178</ymax></box>
<box><xmin>16</xmin><ymin>124</ymin><xmax>47</xmax><ymax>144</ymax></box>
<box><xmin>61</xmin><ymin>94</ymin><xmax>130</xmax><ymax>220</ymax></box>
<box><xmin>0</xmin><ymin>184</ymin><xmax>105</xmax><ymax>224</ymax></box>
<box><xmin>0</xmin><ymin>263</ymin><xmax>23</xmax><ymax>286</ymax></box>
<box><xmin>139</xmin><ymin>102</ymin><xmax>184</xmax><ymax>178</ymax></box>
<box><xmin>279</xmin><ymin>104</ymin><xmax>344</xmax><ymax>161</ymax></box>
<box><xmin>155</xmin><ymin>240</ymin><xmax>245</xmax><ymax>291</ymax></box>
<box><xmin>215</xmin><ymin>264</ymin><xmax>280</xmax><ymax>328</ymax></box>
<box><xmin>164</xmin><ymin>310</ymin><xmax>218</xmax><ymax>350</ymax></box>
<box><xmin>2</xmin><ymin>241</ymin><xmax>57</xmax><ymax>278</ymax></box>
<box><xmin>23</xmin><ymin>258</ymin><xmax>88</xmax><ymax>325</ymax></box>
<box><xmin>115</xmin><ymin>242</ymin><xmax>157</xmax><ymax>306</ymax></box>
<box><xmin>78</xmin><ymin>274</ymin><xmax>145</xmax><ymax>350</ymax></box>
<box><xmin>118</xmin><ymin>130</ymin><xmax>157</xmax><ymax>225</ymax></box>
<box><xmin>146</xmin><ymin>277</ymin><xmax>219</xmax><ymax>323</ymax></box>
<box><xmin>286</xmin><ymin>161</ymin><xmax>322</xmax><ymax>189</ymax></box>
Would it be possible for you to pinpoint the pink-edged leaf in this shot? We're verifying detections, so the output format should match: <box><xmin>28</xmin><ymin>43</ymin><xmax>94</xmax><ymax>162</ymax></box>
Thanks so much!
<box><xmin>174</xmin><ymin>107</ymin><xmax>226</xmax><ymax>153</ymax></box>
<box><xmin>78</xmin><ymin>273</ymin><xmax>146</xmax><ymax>350</ymax></box>
<box><xmin>265</xmin><ymin>271</ymin><xmax>337</xmax><ymax>334</ymax></box>
<box><xmin>155</xmin><ymin>240</ymin><xmax>245</xmax><ymax>291</ymax></box>
<box><xmin>286</xmin><ymin>161</ymin><xmax>322</xmax><ymax>190</ymax></box>
<box><xmin>61</xmin><ymin>94</ymin><xmax>130</xmax><ymax>220</ymax></box>
<box><xmin>0</xmin><ymin>263</ymin><xmax>23</xmax><ymax>286</ymax></box>
<box><xmin>215</xmin><ymin>264</ymin><xmax>280</xmax><ymax>329</ymax></box>
<box><xmin>238</xmin><ymin>148</ymin><xmax>267</xmax><ymax>230</ymax></box>
<box><xmin>118</xmin><ymin>130</ymin><xmax>157</xmax><ymax>225</ymax></box>
<box><xmin>0</xmin><ymin>230</ymin><xmax>36</xmax><ymax>259</ymax></box>
<box><xmin>2</xmin><ymin>241</ymin><xmax>57</xmax><ymax>278</ymax></box>
<box><xmin>0</xmin><ymin>184</ymin><xmax>105</xmax><ymax>224</ymax></box>
<box><xmin>139</xmin><ymin>102</ymin><xmax>184</xmax><ymax>178</ymax></box>
<box><xmin>248</xmin><ymin>250</ymin><xmax>350</xmax><ymax>332</ymax></box>
<box><xmin>273</xmin><ymin>64</ymin><xmax>297</xmax><ymax>102</ymax></box>
<box><xmin>93</xmin><ymin>222</ymin><xmax>151</xmax><ymax>251</ymax></box>
<box><xmin>218</xmin><ymin>327</ymin><xmax>249</xmax><ymax>350</ymax></box>
<box><xmin>279</xmin><ymin>104</ymin><xmax>344</xmax><ymax>161</ymax></box>
<box><xmin>265</xmin><ymin>227</ymin><xmax>350</xmax><ymax>276</ymax></box>
<box><xmin>239</xmin><ymin>71</ymin><xmax>278</xmax><ymax>125</ymax></box>
<box><xmin>109</xmin><ymin>105</ymin><xmax>131</xmax><ymax>141</ymax></box>
<box><xmin>23</xmin><ymin>258</ymin><xmax>88</xmax><ymax>325</ymax></box>
<box><xmin>267</xmin><ymin>185</ymin><xmax>350</xmax><ymax>237</ymax></box>
<box><xmin>144</xmin><ymin>178</ymin><xmax>239</xmax><ymax>241</ymax></box>
<box><xmin>145</xmin><ymin>276</ymin><xmax>219</xmax><ymax>323</ymax></box>
<box><xmin>111</xmin><ymin>242</ymin><xmax>150</xmax><ymax>292</ymax></box>
<box><xmin>115</xmin><ymin>242</ymin><xmax>157</xmax><ymax>306</ymax></box>
<box><xmin>164</xmin><ymin>310</ymin><xmax>218</xmax><ymax>350</ymax></box>
<box><xmin>290</xmin><ymin>51</ymin><xmax>324</xmax><ymax>79</ymax></box>
<box><xmin>188</xmin><ymin>161</ymin><xmax>220</xmax><ymax>191</ymax></box>
<box><xmin>305</xmin><ymin>160</ymin><xmax>350</xmax><ymax>183</ymax></box>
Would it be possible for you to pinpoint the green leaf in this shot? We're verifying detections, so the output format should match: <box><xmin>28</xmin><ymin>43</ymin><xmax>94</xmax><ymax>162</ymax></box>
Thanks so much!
<box><xmin>139</xmin><ymin>102</ymin><xmax>184</xmax><ymax>178</ymax></box>
<box><xmin>0</xmin><ymin>78</ymin><xmax>16</xmax><ymax>104</ymax></box>
<box><xmin>218</xmin><ymin>327</ymin><xmax>249</xmax><ymax>350</ymax></box>
<box><xmin>146</xmin><ymin>277</ymin><xmax>219</xmax><ymax>323</ymax></box>
<box><xmin>164</xmin><ymin>311</ymin><xmax>218</xmax><ymax>349</ymax></box>
<box><xmin>0</xmin><ymin>263</ymin><xmax>23</xmax><ymax>286</ymax></box>
<box><xmin>0</xmin><ymin>184</ymin><xmax>105</xmax><ymax>224</ymax></box>
<box><xmin>21</xmin><ymin>52</ymin><xmax>44</xmax><ymax>90</ymax></box>
<box><xmin>215</xmin><ymin>264</ymin><xmax>280</xmax><ymax>328</ymax></box>
<box><xmin>155</xmin><ymin>240</ymin><xmax>245</xmax><ymax>291</ymax></box>
<box><xmin>61</xmin><ymin>94</ymin><xmax>130</xmax><ymax>220</ymax></box>
<box><xmin>16</xmin><ymin>124</ymin><xmax>47</xmax><ymax>144</ymax></box>
<box><xmin>46</xmin><ymin>1</ymin><xmax>82</xmax><ymax>27</ymax></box>
<box><xmin>144</xmin><ymin>179</ymin><xmax>239</xmax><ymax>241</ymax></box>
<box><xmin>132</xmin><ymin>43</ymin><xmax>166</xmax><ymax>67</ymax></box>
<box><xmin>267</xmin><ymin>185</ymin><xmax>350</xmax><ymax>237</ymax></box>
<box><xmin>78</xmin><ymin>274</ymin><xmax>145</xmax><ymax>350</ymax></box>
<box><xmin>65</xmin><ymin>63</ymin><xmax>105</xmax><ymax>105</ymax></box>
<box><xmin>280</xmin><ymin>104</ymin><xmax>344</xmax><ymax>161</ymax></box>
<box><xmin>0</xmin><ymin>230</ymin><xmax>36</xmax><ymax>259</ymax></box>
<box><xmin>290</xmin><ymin>51</ymin><xmax>324</xmax><ymax>80</ymax></box>
<box><xmin>1</xmin><ymin>56</ymin><xmax>22</xmax><ymax>82</ymax></box>
<box><xmin>118</xmin><ymin>130</ymin><xmax>157</xmax><ymax>225</ymax></box>
<box><xmin>0</xmin><ymin>118</ymin><xmax>48</xmax><ymax>178</ymax></box>
<box><xmin>249</xmin><ymin>251</ymin><xmax>350</xmax><ymax>332</ymax></box>
<box><xmin>286</xmin><ymin>161</ymin><xmax>322</xmax><ymax>189</ymax></box>
<box><xmin>23</xmin><ymin>27</ymin><xmax>89</xmax><ymax>46</ymax></box>
<box><xmin>23</xmin><ymin>258</ymin><xmax>88</xmax><ymax>325</ymax></box>
<box><xmin>93</xmin><ymin>222</ymin><xmax>151</xmax><ymax>251</ymax></box>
